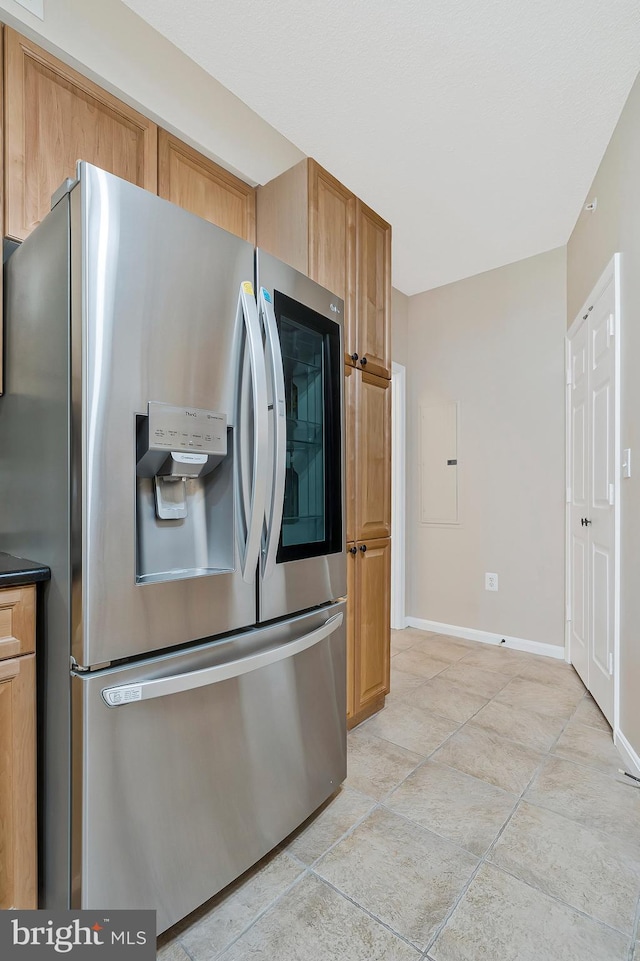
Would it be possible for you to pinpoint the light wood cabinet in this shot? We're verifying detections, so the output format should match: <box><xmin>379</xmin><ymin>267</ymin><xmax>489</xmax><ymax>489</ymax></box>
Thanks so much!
<box><xmin>347</xmin><ymin>538</ymin><xmax>391</xmax><ymax>727</ymax></box>
<box><xmin>308</xmin><ymin>163</ymin><xmax>356</xmax><ymax>367</ymax></box>
<box><xmin>158</xmin><ymin>130</ymin><xmax>256</xmax><ymax>242</ymax></box>
<box><xmin>257</xmin><ymin>158</ymin><xmax>360</xmax><ymax>368</ymax></box>
<box><xmin>4</xmin><ymin>28</ymin><xmax>158</xmax><ymax>241</ymax></box>
<box><xmin>0</xmin><ymin>586</ymin><xmax>36</xmax><ymax>909</ymax></box>
<box><xmin>355</xmin><ymin>370</ymin><xmax>391</xmax><ymax>542</ymax></box>
<box><xmin>258</xmin><ymin>157</ymin><xmax>391</xmax><ymax>727</ymax></box>
<box><xmin>356</xmin><ymin>200</ymin><xmax>391</xmax><ymax>379</ymax></box>
<box><xmin>346</xmin><ymin>543</ymin><xmax>356</xmax><ymax>721</ymax></box>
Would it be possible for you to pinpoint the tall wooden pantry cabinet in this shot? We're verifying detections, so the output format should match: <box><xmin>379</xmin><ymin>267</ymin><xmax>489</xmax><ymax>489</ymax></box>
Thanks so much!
<box><xmin>257</xmin><ymin>158</ymin><xmax>392</xmax><ymax>726</ymax></box>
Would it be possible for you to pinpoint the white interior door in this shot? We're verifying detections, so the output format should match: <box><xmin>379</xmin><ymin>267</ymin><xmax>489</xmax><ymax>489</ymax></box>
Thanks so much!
<box><xmin>569</xmin><ymin>319</ymin><xmax>589</xmax><ymax>686</ymax></box>
<box><xmin>567</xmin><ymin>263</ymin><xmax>618</xmax><ymax>727</ymax></box>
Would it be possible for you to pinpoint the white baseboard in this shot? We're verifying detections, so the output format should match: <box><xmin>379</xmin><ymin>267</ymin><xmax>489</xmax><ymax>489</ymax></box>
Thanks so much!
<box><xmin>404</xmin><ymin>617</ymin><xmax>564</xmax><ymax>660</ymax></box>
<box><xmin>614</xmin><ymin>728</ymin><xmax>640</xmax><ymax>777</ymax></box>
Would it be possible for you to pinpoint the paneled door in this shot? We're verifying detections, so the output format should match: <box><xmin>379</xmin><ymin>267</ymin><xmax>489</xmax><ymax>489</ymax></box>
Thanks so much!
<box><xmin>567</xmin><ymin>259</ymin><xmax>618</xmax><ymax>725</ymax></box>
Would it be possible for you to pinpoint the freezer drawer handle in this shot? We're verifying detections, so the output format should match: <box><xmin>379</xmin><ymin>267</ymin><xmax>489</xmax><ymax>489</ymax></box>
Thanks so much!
<box><xmin>101</xmin><ymin>612</ymin><xmax>344</xmax><ymax>707</ymax></box>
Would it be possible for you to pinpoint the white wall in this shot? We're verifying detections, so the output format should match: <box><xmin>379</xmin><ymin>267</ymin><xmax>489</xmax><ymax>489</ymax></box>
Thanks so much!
<box><xmin>567</xmin><ymin>70</ymin><xmax>640</xmax><ymax>760</ymax></box>
<box><xmin>406</xmin><ymin>247</ymin><xmax>567</xmax><ymax>647</ymax></box>
<box><xmin>0</xmin><ymin>0</ymin><xmax>303</xmax><ymax>184</ymax></box>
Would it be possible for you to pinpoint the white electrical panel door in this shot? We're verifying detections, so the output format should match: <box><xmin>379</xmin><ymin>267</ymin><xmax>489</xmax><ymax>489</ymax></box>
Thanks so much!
<box><xmin>420</xmin><ymin>402</ymin><xmax>458</xmax><ymax>524</ymax></box>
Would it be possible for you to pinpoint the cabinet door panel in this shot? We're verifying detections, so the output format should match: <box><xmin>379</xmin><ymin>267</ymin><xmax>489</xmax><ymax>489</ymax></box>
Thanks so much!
<box><xmin>0</xmin><ymin>586</ymin><xmax>35</xmax><ymax>661</ymax></box>
<box><xmin>356</xmin><ymin>371</ymin><xmax>391</xmax><ymax>541</ymax></box>
<box><xmin>0</xmin><ymin>654</ymin><xmax>36</xmax><ymax>909</ymax></box>
<box><xmin>5</xmin><ymin>29</ymin><xmax>157</xmax><ymax>241</ymax></box>
<box><xmin>308</xmin><ymin>162</ymin><xmax>356</xmax><ymax>366</ymax></box>
<box><xmin>346</xmin><ymin>543</ymin><xmax>356</xmax><ymax>720</ymax></box>
<box><xmin>355</xmin><ymin>538</ymin><xmax>390</xmax><ymax>710</ymax></box>
<box><xmin>356</xmin><ymin>200</ymin><xmax>391</xmax><ymax>379</ymax></box>
<box><xmin>158</xmin><ymin>130</ymin><xmax>255</xmax><ymax>242</ymax></box>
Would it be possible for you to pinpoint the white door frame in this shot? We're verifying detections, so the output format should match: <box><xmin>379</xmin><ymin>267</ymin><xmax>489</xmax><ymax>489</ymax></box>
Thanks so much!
<box><xmin>565</xmin><ymin>253</ymin><xmax>621</xmax><ymax>731</ymax></box>
<box><xmin>391</xmin><ymin>362</ymin><xmax>406</xmax><ymax>629</ymax></box>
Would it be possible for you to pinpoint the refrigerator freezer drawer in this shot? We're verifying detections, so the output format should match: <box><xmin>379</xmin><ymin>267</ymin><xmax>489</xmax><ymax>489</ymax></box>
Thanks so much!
<box><xmin>71</xmin><ymin>603</ymin><xmax>346</xmax><ymax>932</ymax></box>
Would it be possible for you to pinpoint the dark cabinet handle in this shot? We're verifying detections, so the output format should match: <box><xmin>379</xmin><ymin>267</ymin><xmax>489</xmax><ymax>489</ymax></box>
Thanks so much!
<box><xmin>581</xmin><ymin>518</ymin><xmax>592</xmax><ymax>527</ymax></box>
<box><xmin>359</xmin><ymin>544</ymin><xmax>367</xmax><ymax>552</ymax></box>
<box><xmin>348</xmin><ymin>546</ymin><xmax>357</xmax><ymax>554</ymax></box>
<box><xmin>360</xmin><ymin>356</ymin><xmax>368</xmax><ymax>367</ymax></box>
<box><xmin>351</xmin><ymin>352</ymin><xmax>359</xmax><ymax>362</ymax></box>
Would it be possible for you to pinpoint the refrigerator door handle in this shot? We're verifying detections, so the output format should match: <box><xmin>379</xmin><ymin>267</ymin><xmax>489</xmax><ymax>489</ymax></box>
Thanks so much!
<box><xmin>237</xmin><ymin>281</ymin><xmax>269</xmax><ymax>582</ymax></box>
<box><xmin>101</xmin><ymin>612</ymin><xmax>344</xmax><ymax>706</ymax></box>
<box><xmin>259</xmin><ymin>287</ymin><xmax>286</xmax><ymax>579</ymax></box>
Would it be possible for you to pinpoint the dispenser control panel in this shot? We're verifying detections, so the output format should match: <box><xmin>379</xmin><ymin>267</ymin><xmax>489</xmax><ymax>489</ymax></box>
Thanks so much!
<box><xmin>147</xmin><ymin>402</ymin><xmax>227</xmax><ymax>455</ymax></box>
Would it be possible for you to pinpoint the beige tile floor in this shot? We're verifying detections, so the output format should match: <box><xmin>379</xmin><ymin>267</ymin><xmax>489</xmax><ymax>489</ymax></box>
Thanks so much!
<box><xmin>158</xmin><ymin>628</ymin><xmax>640</xmax><ymax>961</ymax></box>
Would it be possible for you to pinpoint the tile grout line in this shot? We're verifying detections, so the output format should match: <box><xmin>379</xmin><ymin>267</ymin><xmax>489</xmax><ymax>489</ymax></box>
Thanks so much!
<box><xmin>172</xmin><ymin>634</ymin><xmax>607</xmax><ymax>960</ymax></box>
<box><xmin>305</xmin><ymin>865</ymin><xmax>423</xmax><ymax>956</ymax></box>
<box><xmin>414</xmin><ymin>640</ymin><xmax>590</xmax><ymax>956</ymax></box>
<box><xmin>179</xmin><ymin>866</ymin><xmax>312</xmax><ymax>961</ymax></box>
<box><xmin>627</xmin><ymin>891</ymin><xmax>640</xmax><ymax>961</ymax></box>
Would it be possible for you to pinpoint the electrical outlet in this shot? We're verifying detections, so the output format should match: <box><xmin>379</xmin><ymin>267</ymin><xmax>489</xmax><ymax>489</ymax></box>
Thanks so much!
<box><xmin>485</xmin><ymin>572</ymin><xmax>498</xmax><ymax>592</ymax></box>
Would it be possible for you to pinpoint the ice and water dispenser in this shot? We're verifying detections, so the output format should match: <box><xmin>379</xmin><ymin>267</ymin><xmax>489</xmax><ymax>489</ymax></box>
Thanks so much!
<box><xmin>135</xmin><ymin>402</ymin><xmax>234</xmax><ymax>583</ymax></box>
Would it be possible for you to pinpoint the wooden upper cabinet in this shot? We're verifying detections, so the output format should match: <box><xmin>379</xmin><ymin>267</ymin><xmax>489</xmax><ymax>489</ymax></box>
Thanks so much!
<box><xmin>4</xmin><ymin>28</ymin><xmax>158</xmax><ymax>241</ymax></box>
<box><xmin>158</xmin><ymin>130</ymin><xmax>256</xmax><ymax>242</ymax></box>
<box><xmin>355</xmin><ymin>370</ymin><xmax>391</xmax><ymax>541</ymax></box>
<box><xmin>356</xmin><ymin>200</ymin><xmax>391</xmax><ymax>379</ymax></box>
<box><xmin>257</xmin><ymin>159</ymin><xmax>390</xmax><ymax>376</ymax></box>
<box><xmin>308</xmin><ymin>161</ymin><xmax>356</xmax><ymax>366</ymax></box>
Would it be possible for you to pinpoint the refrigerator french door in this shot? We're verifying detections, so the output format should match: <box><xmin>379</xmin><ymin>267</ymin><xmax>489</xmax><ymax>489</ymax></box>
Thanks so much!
<box><xmin>257</xmin><ymin>250</ymin><xmax>346</xmax><ymax>622</ymax></box>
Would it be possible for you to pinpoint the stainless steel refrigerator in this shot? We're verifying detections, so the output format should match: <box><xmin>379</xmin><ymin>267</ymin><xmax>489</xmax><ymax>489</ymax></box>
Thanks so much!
<box><xmin>0</xmin><ymin>163</ymin><xmax>346</xmax><ymax>931</ymax></box>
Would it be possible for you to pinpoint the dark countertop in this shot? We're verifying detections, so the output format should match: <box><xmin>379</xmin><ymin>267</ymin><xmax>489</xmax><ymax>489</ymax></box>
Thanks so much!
<box><xmin>0</xmin><ymin>552</ymin><xmax>51</xmax><ymax>587</ymax></box>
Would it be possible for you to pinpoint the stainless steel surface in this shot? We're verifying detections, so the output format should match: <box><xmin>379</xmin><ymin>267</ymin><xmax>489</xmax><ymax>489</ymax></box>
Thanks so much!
<box><xmin>236</xmin><ymin>282</ymin><xmax>269</xmax><ymax>582</ymax></box>
<box><xmin>102</xmin><ymin>611</ymin><xmax>343</xmax><ymax>705</ymax></box>
<box><xmin>77</xmin><ymin>164</ymin><xmax>258</xmax><ymax>666</ymax></box>
<box><xmin>1</xmin><ymin>164</ymin><xmax>348</xmax><ymax>922</ymax></box>
<box><xmin>256</xmin><ymin>249</ymin><xmax>347</xmax><ymax>621</ymax></box>
<box><xmin>0</xmin><ymin>197</ymin><xmax>73</xmax><ymax>908</ymax></box>
<box><xmin>259</xmin><ymin>286</ymin><xmax>287</xmax><ymax>580</ymax></box>
<box><xmin>147</xmin><ymin>402</ymin><xmax>227</xmax><ymax>456</ymax></box>
<box><xmin>73</xmin><ymin>602</ymin><xmax>346</xmax><ymax>931</ymax></box>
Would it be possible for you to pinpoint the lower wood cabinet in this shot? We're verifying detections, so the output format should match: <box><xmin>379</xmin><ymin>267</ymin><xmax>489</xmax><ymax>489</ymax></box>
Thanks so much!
<box><xmin>0</xmin><ymin>586</ymin><xmax>36</xmax><ymax>909</ymax></box>
<box><xmin>347</xmin><ymin>537</ymin><xmax>391</xmax><ymax>728</ymax></box>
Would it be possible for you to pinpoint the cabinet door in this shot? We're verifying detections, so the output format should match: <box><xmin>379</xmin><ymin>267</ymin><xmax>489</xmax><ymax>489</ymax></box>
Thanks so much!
<box><xmin>356</xmin><ymin>200</ymin><xmax>391</xmax><ymax>379</ymax></box>
<box><xmin>355</xmin><ymin>538</ymin><xmax>390</xmax><ymax>712</ymax></box>
<box><xmin>158</xmin><ymin>130</ymin><xmax>256</xmax><ymax>242</ymax></box>
<box><xmin>355</xmin><ymin>371</ymin><xmax>391</xmax><ymax>541</ymax></box>
<box><xmin>0</xmin><ymin>586</ymin><xmax>35</xmax><ymax>661</ymax></box>
<box><xmin>308</xmin><ymin>161</ymin><xmax>356</xmax><ymax>367</ymax></box>
<box><xmin>346</xmin><ymin>543</ymin><xmax>356</xmax><ymax>720</ymax></box>
<box><xmin>5</xmin><ymin>28</ymin><xmax>158</xmax><ymax>241</ymax></box>
<box><xmin>0</xmin><ymin>654</ymin><xmax>36</xmax><ymax>909</ymax></box>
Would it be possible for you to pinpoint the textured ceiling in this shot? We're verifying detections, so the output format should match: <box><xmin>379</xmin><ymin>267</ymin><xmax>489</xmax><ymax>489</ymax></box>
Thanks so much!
<box><xmin>123</xmin><ymin>0</ymin><xmax>640</xmax><ymax>294</ymax></box>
